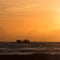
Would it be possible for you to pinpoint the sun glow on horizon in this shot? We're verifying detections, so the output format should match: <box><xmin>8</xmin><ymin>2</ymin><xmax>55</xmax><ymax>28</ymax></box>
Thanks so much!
<box><xmin>0</xmin><ymin>0</ymin><xmax>60</xmax><ymax>42</ymax></box>
<box><xmin>54</xmin><ymin>8</ymin><xmax>60</xmax><ymax>29</ymax></box>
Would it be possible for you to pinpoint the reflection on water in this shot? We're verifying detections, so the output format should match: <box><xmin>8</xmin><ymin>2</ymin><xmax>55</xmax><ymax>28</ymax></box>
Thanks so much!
<box><xmin>0</xmin><ymin>42</ymin><xmax>60</xmax><ymax>55</ymax></box>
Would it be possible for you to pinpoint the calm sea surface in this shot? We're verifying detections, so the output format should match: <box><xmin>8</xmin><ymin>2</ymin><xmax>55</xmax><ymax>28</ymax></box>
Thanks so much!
<box><xmin>0</xmin><ymin>42</ymin><xmax>60</xmax><ymax>55</ymax></box>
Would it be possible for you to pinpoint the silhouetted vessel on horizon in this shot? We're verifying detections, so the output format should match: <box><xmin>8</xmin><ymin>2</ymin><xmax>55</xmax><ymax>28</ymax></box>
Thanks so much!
<box><xmin>16</xmin><ymin>39</ymin><xmax>30</xmax><ymax>43</ymax></box>
<box><xmin>16</xmin><ymin>40</ymin><xmax>22</xmax><ymax>43</ymax></box>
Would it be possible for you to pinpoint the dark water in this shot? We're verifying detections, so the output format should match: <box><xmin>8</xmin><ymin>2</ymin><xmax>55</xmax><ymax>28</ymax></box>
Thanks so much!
<box><xmin>0</xmin><ymin>42</ymin><xmax>60</xmax><ymax>55</ymax></box>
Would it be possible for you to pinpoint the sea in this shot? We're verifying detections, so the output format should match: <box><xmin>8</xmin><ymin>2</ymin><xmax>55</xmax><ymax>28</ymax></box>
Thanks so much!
<box><xmin>0</xmin><ymin>42</ymin><xmax>60</xmax><ymax>55</ymax></box>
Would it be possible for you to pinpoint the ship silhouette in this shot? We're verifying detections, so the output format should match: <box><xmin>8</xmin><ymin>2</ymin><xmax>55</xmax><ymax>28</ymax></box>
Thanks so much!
<box><xmin>16</xmin><ymin>39</ymin><xmax>30</xmax><ymax>43</ymax></box>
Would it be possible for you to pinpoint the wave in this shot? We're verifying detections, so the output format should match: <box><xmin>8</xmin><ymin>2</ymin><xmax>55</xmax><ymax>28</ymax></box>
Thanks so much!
<box><xmin>0</xmin><ymin>42</ymin><xmax>60</xmax><ymax>55</ymax></box>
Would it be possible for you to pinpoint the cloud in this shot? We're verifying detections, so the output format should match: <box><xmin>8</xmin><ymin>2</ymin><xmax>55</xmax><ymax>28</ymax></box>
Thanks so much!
<box><xmin>0</xmin><ymin>0</ymin><xmax>59</xmax><ymax>13</ymax></box>
<box><xmin>5</xmin><ymin>4</ymin><xmax>41</xmax><ymax>12</ymax></box>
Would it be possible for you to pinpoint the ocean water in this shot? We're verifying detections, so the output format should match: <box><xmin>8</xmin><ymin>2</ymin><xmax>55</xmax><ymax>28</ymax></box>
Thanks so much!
<box><xmin>0</xmin><ymin>42</ymin><xmax>60</xmax><ymax>55</ymax></box>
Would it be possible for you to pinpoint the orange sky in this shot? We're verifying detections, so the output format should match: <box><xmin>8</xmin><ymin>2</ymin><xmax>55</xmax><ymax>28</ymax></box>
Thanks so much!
<box><xmin>0</xmin><ymin>0</ymin><xmax>60</xmax><ymax>42</ymax></box>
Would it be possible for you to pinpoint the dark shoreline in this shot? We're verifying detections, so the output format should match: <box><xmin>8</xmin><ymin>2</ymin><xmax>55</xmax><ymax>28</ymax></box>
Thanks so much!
<box><xmin>0</xmin><ymin>53</ymin><xmax>60</xmax><ymax>60</ymax></box>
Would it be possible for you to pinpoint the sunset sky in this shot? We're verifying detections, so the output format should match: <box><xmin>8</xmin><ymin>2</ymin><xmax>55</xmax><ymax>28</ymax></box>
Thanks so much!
<box><xmin>0</xmin><ymin>0</ymin><xmax>60</xmax><ymax>42</ymax></box>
